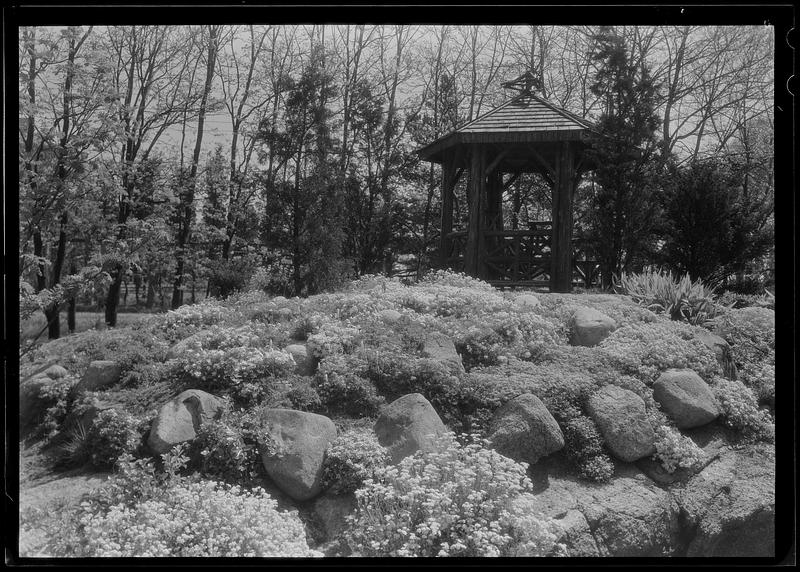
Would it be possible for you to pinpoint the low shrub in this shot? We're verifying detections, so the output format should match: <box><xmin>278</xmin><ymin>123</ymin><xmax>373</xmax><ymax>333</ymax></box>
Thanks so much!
<box><xmin>739</xmin><ymin>361</ymin><xmax>775</xmax><ymax>407</ymax></box>
<box><xmin>315</xmin><ymin>371</ymin><xmax>385</xmax><ymax>418</ymax></box>
<box><xmin>561</xmin><ymin>414</ymin><xmax>614</xmax><ymax>482</ymax></box>
<box><xmin>711</xmin><ymin>377</ymin><xmax>775</xmax><ymax>442</ymax></box>
<box><xmin>456</xmin><ymin>360</ymin><xmax>599</xmax><ymax>435</ymax></box>
<box><xmin>82</xmin><ymin>409</ymin><xmax>144</xmax><ymax>470</ymax></box>
<box><xmin>264</xmin><ymin>377</ymin><xmax>324</xmax><ymax>412</ymax></box>
<box><xmin>363</xmin><ymin>353</ymin><xmax>462</xmax><ymax>426</ymax></box>
<box><xmin>712</xmin><ymin>307</ymin><xmax>775</xmax><ymax>371</ymax></box>
<box><xmin>32</xmin><ymin>328</ymin><xmax>170</xmax><ymax>380</ymax></box>
<box><xmin>172</xmin><ymin>327</ymin><xmax>295</xmax><ymax>404</ymax></box>
<box><xmin>306</xmin><ymin>321</ymin><xmax>362</xmax><ymax>360</ymax></box>
<box><xmin>536</xmin><ymin>293</ymin><xmax>659</xmax><ymax>329</ymax></box>
<box><xmin>454</xmin><ymin>323</ymin><xmax>505</xmax><ymax>369</ymax></box>
<box><xmin>158</xmin><ymin>300</ymin><xmax>228</xmax><ymax>341</ymax></box>
<box><xmin>321</xmin><ymin>429</ymin><xmax>389</xmax><ymax>495</ymax></box>
<box><xmin>188</xmin><ymin>417</ymin><xmax>262</xmax><ymax>485</ymax></box>
<box><xmin>599</xmin><ymin>321</ymin><xmax>721</xmax><ymax>384</ymax></box>
<box><xmin>36</xmin><ymin>375</ymin><xmax>78</xmax><ymax>439</ymax></box>
<box><xmin>345</xmin><ymin>432</ymin><xmax>564</xmax><ymax>557</ymax></box>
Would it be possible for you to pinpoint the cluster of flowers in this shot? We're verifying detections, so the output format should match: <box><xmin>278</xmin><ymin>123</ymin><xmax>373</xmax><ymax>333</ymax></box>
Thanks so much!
<box><xmin>21</xmin><ymin>447</ymin><xmax>321</xmax><ymax>558</ymax></box>
<box><xmin>419</xmin><ymin>269</ymin><xmax>499</xmax><ymax>293</ymax></box>
<box><xmin>650</xmin><ymin>418</ymin><xmax>706</xmax><ymax>473</ymax></box>
<box><xmin>306</xmin><ymin>321</ymin><xmax>362</xmax><ymax>360</ymax></box>
<box><xmin>175</xmin><ymin>326</ymin><xmax>295</xmax><ymax>397</ymax></box>
<box><xmin>189</xmin><ymin>418</ymin><xmax>262</xmax><ymax>484</ymax></box>
<box><xmin>739</xmin><ymin>360</ymin><xmax>775</xmax><ymax>406</ymax></box>
<box><xmin>599</xmin><ymin>322</ymin><xmax>720</xmax><ymax>384</ymax></box>
<box><xmin>711</xmin><ymin>377</ymin><xmax>775</xmax><ymax>441</ymax></box>
<box><xmin>317</xmin><ymin>292</ymin><xmax>396</xmax><ymax>322</ymax></box>
<box><xmin>321</xmin><ymin>429</ymin><xmax>390</xmax><ymax>495</ymax></box>
<box><xmin>159</xmin><ymin>301</ymin><xmax>228</xmax><ymax>341</ymax></box>
<box><xmin>345</xmin><ymin>432</ymin><xmax>564</xmax><ymax>557</ymax></box>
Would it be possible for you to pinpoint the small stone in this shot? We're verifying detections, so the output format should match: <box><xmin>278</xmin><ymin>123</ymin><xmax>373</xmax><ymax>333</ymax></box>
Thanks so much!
<box><xmin>374</xmin><ymin>393</ymin><xmax>447</xmax><ymax>464</ymax></box>
<box><xmin>74</xmin><ymin>360</ymin><xmax>122</xmax><ymax>393</ymax></box>
<box><xmin>43</xmin><ymin>365</ymin><xmax>69</xmax><ymax>380</ymax></box>
<box><xmin>653</xmin><ymin>369</ymin><xmax>720</xmax><ymax>429</ymax></box>
<box><xmin>570</xmin><ymin>307</ymin><xmax>617</xmax><ymax>347</ymax></box>
<box><xmin>148</xmin><ymin>389</ymin><xmax>225</xmax><ymax>454</ymax></box>
<box><xmin>587</xmin><ymin>385</ymin><xmax>655</xmax><ymax>462</ymax></box>
<box><xmin>421</xmin><ymin>333</ymin><xmax>464</xmax><ymax>374</ymax></box>
<box><xmin>514</xmin><ymin>294</ymin><xmax>541</xmax><ymax>309</ymax></box>
<box><xmin>487</xmin><ymin>393</ymin><xmax>564</xmax><ymax>465</ymax></box>
<box><xmin>378</xmin><ymin>309</ymin><xmax>402</xmax><ymax>323</ymax></box>
<box><xmin>285</xmin><ymin>343</ymin><xmax>317</xmax><ymax>376</ymax></box>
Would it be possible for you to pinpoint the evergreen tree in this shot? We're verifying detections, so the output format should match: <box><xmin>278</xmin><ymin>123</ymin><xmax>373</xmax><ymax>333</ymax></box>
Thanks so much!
<box><xmin>583</xmin><ymin>27</ymin><xmax>663</xmax><ymax>288</ymax></box>
<box><xmin>257</xmin><ymin>46</ymin><xmax>349</xmax><ymax>295</ymax></box>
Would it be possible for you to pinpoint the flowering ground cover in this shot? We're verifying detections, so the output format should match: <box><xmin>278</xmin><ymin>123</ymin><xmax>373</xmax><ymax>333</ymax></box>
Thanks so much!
<box><xmin>17</xmin><ymin>271</ymin><xmax>776</xmax><ymax>558</ymax></box>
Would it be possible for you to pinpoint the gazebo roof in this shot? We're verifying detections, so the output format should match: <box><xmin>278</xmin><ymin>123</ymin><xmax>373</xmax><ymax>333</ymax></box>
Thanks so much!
<box><xmin>418</xmin><ymin>92</ymin><xmax>597</xmax><ymax>164</ymax></box>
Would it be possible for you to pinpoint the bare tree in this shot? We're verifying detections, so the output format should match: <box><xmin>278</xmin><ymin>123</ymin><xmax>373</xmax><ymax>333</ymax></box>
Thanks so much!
<box><xmin>172</xmin><ymin>25</ymin><xmax>221</xmax><ymax>308</ymax></box>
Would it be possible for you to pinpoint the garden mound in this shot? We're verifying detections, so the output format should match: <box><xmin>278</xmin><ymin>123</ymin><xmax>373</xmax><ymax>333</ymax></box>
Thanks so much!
<box><xmin>18</xmin><ymin>271</ymin><xmax>776</xmax><ymax>558</ymax></box>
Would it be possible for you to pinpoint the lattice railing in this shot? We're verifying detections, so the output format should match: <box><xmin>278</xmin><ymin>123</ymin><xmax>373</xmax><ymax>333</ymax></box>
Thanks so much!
<box><xmin>444</xmin><ymin>224</ymin><xmax>599</xmax><ymax>287</ymax></box>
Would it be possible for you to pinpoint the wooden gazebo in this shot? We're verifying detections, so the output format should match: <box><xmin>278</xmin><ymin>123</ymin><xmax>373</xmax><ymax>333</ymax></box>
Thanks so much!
<box><xmin>417</xmin><ymin>74</ymin><xmax>597</xmax><ymax>292</ymax></box>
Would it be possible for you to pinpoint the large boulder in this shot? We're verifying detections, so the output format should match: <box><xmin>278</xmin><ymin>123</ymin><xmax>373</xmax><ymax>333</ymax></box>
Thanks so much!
<box><xmin>487</xmin><ymin>393</ymin><xmax>564</xmax><ymax>465</ymax></box>
<box><xmin>653</xmin><ymin>369</ymin><xmax>720</xmax><ymax>429</ymax></box>
<box><xmin>569</xmin><ymin>307</ymin><xmax>617</xmax><ymax>347</ymax></box>
<box><xmin>147</xmin><ymin>389</ymin><xmax>225</xmax><ymax>454</ymax></box>
<box><xmin>531</xmin><ymin>472</ymin><xmax>679</xmax><ymax>557</ymax></box>
<box><xmin>285</xmin><ymin>343</ymin><xmax>317</xmax><ymax>376</ymax></box>
<box><xmin>677</xmin><ymin>445</ymin><xmax>775</xmax><ymax>557</ymax></box>
<box><xmin>73</xmin><ymin>360</ymin><xmax>122</xmax><ymax>394</ymax></box>
<box><xmin>695</xmin><ymin>329</ymin><xmax>737</xmax><ymax>379</ymax></box>
<box><xmin>258</xmin><ymin>409</ymin><xmax>338</xmax><ymax>502</ymax></box>
<box><xmin>587</xmin><ymin>385</ymin><xmax>655</xmax><ymax>462</ymax></box>
<box><xmin>374</xmin><ymin>393</ymin><xmax>447</xmax><ymax>464</ymax></box>
<box><xmin>421</xmin><ymin>333</ymin><xmax>464</xmax><ymax>374</ymax></box>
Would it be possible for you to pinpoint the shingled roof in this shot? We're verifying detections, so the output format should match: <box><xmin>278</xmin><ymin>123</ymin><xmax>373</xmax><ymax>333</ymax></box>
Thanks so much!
<box><xmin>418</xmin><ymin>92</ymin><xmax>596</xmax><ymax>164</ymax></box>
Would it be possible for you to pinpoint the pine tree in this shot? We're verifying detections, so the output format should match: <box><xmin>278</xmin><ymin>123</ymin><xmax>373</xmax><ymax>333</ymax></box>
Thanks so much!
<box><xmin>583</xmin><ymin>27</ymin><xmax>663</xmax><ymax>288</ymax></box>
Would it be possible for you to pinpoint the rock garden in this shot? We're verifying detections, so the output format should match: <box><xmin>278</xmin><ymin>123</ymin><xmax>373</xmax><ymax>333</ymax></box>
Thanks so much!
<box><xmin>17</xmin><ymin>270</ymin><xmax>776</xmax><ymax>558</ymax></box>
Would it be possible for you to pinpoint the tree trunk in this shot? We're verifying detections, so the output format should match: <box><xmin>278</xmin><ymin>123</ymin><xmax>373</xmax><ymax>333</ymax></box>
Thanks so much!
<box><xmin>173</xmin><ymin>26</ymin><xmax>219</xmax><ymax>309</ymax></box>
<box><xmin>68</xmin><ymin>263</ymin><xmax>77</xmax><ymax>333</ymax></box>
<box><xmin>146</xmin><ymin>273</ymin><xmax>155</xmax><ymax>308</ymax></box>
<box><xmin>105</xmin><ymin>270</ymin><xmax>122</xmax><ymax>326</ymax></box>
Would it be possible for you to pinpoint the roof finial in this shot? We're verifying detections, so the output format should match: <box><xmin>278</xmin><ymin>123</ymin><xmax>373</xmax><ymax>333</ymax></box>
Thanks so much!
<box><xmin>502</xmin><ymin>70</ymin><xmax>542</xmax><ymax>96</ymax></box>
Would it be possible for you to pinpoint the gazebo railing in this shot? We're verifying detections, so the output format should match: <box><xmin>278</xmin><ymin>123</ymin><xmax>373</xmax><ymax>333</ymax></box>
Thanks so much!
<box><xmin>443</xmin><ymin>224</ymin><xmax>599</xmax><ymax>288</ymax></box>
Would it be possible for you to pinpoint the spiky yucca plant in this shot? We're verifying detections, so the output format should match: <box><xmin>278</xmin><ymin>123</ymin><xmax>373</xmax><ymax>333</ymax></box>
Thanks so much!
<box><xmin>616</xmin><ymin>269</ymin><xmax>724</xmax><ymax>325</ymax></box>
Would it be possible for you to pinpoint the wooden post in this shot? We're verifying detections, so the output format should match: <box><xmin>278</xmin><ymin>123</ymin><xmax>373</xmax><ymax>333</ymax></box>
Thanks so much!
<box><xmin>439</xmin><ymin>152</ymin><xmax>455</xmax><ymax>267</ymax></box>
<box><xmin>550</xmin><ymin>141</ymin><xmax>575</xmax><ymax>292</ymax></box>
<box><xmin>465</xmin><ymin>144</ymin><xmax>486</xmax><ymax>278</ymax></box>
